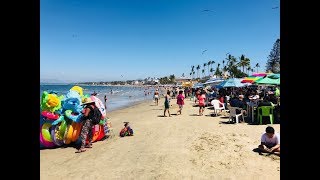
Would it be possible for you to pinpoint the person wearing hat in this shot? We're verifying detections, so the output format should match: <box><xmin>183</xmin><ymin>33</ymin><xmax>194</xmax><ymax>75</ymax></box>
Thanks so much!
<box><xmin>76</xmin><ymin>98</ymin><xmax>96</xmax><ymax>153</ymax></box>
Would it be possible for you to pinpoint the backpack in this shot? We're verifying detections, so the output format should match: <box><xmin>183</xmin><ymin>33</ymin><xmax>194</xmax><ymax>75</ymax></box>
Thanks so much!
<box><xmin>87</xmin><ymin>105</ymin><xmax>102</xmax><ymax>125</ymax></box>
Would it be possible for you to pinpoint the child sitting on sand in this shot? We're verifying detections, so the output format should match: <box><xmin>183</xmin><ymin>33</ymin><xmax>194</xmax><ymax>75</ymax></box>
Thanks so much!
<box><xmin>258</xmin><ymin>126</ymin><xmax>280</xmax><ymax>156</ymax></box>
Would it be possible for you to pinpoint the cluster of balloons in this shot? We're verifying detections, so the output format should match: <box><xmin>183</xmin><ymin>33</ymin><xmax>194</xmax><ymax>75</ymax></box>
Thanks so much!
<box><xmin>40</xmin><ymin>86</ymin><xmax>108</xmax><ymax>148</ymax></box>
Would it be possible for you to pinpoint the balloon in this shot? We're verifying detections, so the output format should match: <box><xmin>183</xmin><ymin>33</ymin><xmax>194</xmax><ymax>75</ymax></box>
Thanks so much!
<box><xmin>70</xmin><ymin>86</ymin><xmax>83</xmax><ymax>97</ymax></box>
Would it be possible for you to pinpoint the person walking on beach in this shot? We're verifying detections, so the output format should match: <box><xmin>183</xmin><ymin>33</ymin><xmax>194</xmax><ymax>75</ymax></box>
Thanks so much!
<box><xmin>258</xmin><ymin>126</ymin><xmax>280</xmax><ymax>156</ymax></box>
<box><xmin>176</xmin><ymin>90</ymin><xmax>185</xmax><ymax>115</ymax></box>
<box><xmin>198</xmin><ymin>90</ymin><xmax>206</xmax><ymax>116</ymax></box>
<box><xmin>76</xmin><ymin>98</ymin><xmax>96</xmax><ymax>153</ymax></box>
<box><xmin>164</xmin><ymin>90</ymin><xmax>171</xmax><ymax>117</ymax></box>
<box><xmin>154</xmin><ymin>89</ymin><xmax>159</xmax><ymax>106</ymax></box>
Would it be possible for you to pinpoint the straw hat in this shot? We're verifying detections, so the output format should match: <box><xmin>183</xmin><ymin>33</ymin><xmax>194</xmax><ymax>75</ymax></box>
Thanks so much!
<box><xmin>81</xmin><ymin>98</ymin><xmax>95</xmax><ymax>106</ymax></box>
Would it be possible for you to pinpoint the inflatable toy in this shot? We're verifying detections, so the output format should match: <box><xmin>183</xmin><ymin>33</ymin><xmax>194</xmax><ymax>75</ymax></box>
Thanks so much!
<box><xmin>41</xmin><ymin>111</ymin><xmax>59</xmax><ymax>120</ymax></box>
<box><xmin>70</xmin><ymin>86</ymin><xmax>83</xmax><ymax>97</ymax></box>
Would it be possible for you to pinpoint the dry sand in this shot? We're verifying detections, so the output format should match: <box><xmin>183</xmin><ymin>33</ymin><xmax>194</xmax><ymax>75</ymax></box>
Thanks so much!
<box><xmin>40</xmin><ymin>97</ymin><xmax>280</xmax><ymax>180</ymax></box>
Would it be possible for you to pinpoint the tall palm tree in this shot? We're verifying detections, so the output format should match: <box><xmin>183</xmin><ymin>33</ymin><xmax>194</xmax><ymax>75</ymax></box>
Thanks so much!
<box><xmin>239</xmin><ymin>54</ymin><xmax>246</xmax><ymax>72</ymax></box>
<box><xmin>189</xmin><ymin>72</ymin><xmax>192</xmax><ymax>78</ymax></box>
<box><xmin>203</xmin><ymin>63</ymin><xmax>207</xmax><ymax>77</ymax></box>
<box><xmin>244</xmin><ymin>58</ymin><xmax>250</xmax><ymax>73</ymax></box>
<box><xmin>209</xmin><ymin>68</ymin><xmax>214</xmax><ymax>75</ymax></box>
<box><xmin>207</xmin><ymin>61</ymin><xmax>211</xmax><ymax>76</ymax></box>
<box><xmin>201</xmin><ymin>69</ymin><xmax>205</xmax><ymax>78</ymax></box>
<box><xmin>222</xmin><ymin>60</ymin><xmax>225</xmax><ymax>72</ymax></box>
<box><xmin>211</xmin><ymin>60</ymin><xmax>215</xmax><ymax>71</ymax></box>
<box><xmin>196</xmin><ymin>65</ymin><xmax>200</xmax><ymax>78</ymax></box>
<box><xmin>192</xmin><ymin>71</ymin><xmax>195</xmax><ymax>79</ymax></box>
<box><xmin>246</xmin><ymin>66</ymin><xmax>251</xmax><ymax>75</ymax></box>
<box><xmin>255</xmin><ymin>63</ymin><xmax>260</xmax><ymax>72</ymax></box>
<box><xmin>191</xmin><ymin>65</ymin><xmax>195</xmax><ymax>74</ymax></box>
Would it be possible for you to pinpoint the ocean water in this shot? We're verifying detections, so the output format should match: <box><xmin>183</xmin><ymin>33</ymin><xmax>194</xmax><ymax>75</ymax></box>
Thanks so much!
<box><xmin>40</xmin><ymin>84</ymin><xmax>155</xmax><ymax>112</ymax></box>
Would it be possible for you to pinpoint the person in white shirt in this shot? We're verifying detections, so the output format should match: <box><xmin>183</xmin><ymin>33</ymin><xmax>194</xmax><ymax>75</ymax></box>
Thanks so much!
<box><xmin>258</xmin><ymin>126</ymin><xmax>280</xmax><ymax>155</ymax></box>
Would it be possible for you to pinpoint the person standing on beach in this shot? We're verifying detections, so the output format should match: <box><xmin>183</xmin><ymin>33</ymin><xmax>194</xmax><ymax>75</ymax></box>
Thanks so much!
<box><xmin>258</xmin><ymin>126</ymin><xmax>280</xmax><ymax>155</ymax></box>
<box><xmin>104</xmin><ymin>95</ymin><xmax>108</xmax><ymax>110</ymax></box>
<box><xmin>154</xmin><ymin>89</ymin><xmax>159</xmax><ymax>106</ymax></box>
<box><xmin>164</xmin><ymin>90</ymin><xmax>171</xmax><ymax>117</ymax></box>
<box><xmin>198</xmin><ymin>90</ymin><xmax>206</xmax><ymax>116</ymax></box>
<box><xmin>176</xmin><ymin>90</ymin><xmax>185</xmax><ymax>115</ymax></box>
<box><xmin>77</xmin><ymin>98</ymin><xmax>96</xmax><ymax>153</ymax></box>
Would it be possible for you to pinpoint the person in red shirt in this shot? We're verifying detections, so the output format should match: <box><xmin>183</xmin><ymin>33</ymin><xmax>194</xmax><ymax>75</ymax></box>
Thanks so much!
<box><xmin>198</xmin><ymin>90</ymin><xmax>206</xmax><ymax>116</ymax></box>
<box><xmin>176</xmin><ymin>90</ymin><xmax>185</xmax><ymax>115</ymax></box>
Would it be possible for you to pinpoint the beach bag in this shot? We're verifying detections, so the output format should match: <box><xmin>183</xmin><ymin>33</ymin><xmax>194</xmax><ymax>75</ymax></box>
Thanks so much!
<box><xmin>87</xmin><ymin>106</ymin><xmax>102</xmax><ymax>125</ymax></box>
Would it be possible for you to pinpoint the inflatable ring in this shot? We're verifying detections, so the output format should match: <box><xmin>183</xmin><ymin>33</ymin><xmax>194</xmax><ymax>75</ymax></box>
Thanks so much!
<box><xmin>41</xmin><ymin>111</ymin><xmax>59</xmax><ymax>120</ymax></box>
<box><xmin>50</xmin><ymin>125</ymin><xmax>64</xmax><ymax>146</ymax></box>
<box><xmin>58</xmin><ymin>120</ymin><xmax>67</xmax><ymax>139</ymax></box>
<box><xmin>40</xmin><ymin>131</ymin><xmax>55</xmax><ymax>147</ymax></box>
<box><xmin>71</xmin><ymin>122</ymin><xmax>83</xmax><ymax>142</ymax></box>
<box><xmin>41</xmin><ymin>123</ymin><xmax>53</xmax><ymax>142</ymax></box>
<box><xmin>64</xmin><ymin>124</ymin><xmax>74</xmax><ymax>145</ymax></box>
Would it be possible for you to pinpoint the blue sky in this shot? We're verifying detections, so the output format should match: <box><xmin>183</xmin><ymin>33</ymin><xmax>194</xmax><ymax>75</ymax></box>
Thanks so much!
<box><xmin>41</xmin><ymin>0</ymin><xmax>279</xmax><ymax>83</ymax></box>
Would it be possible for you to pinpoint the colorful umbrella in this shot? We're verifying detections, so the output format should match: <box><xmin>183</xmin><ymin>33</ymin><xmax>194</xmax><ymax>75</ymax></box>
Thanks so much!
<box><xmin>241</xmin><ymin>76</ymin><xmax>263</xmax><ymax>83</ymax></box>
<box><xmin>252</xmin><ymin>72</ymin><xmax>272</xmax><ymax>77</ymax></box>
<box><xmin>254</xmin><ymin>74</ymin><xmax>280</xmax><ymax>85</ymax></box>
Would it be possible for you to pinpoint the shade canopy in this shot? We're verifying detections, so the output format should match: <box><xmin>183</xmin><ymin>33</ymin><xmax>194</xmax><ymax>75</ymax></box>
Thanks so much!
<box><xmin>254</xmin><ymin>74</ymin><xmax>280</xmax><ymax>85</ymax></box>
<box><xmin>216</xmin><ymin>78</ymin><xmax>245</xmax><ymax>88</ymax></box>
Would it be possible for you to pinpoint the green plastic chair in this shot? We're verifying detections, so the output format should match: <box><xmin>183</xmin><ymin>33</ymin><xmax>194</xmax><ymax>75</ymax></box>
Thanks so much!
<box><xmin>257</xmin><ymin>106</ymin><xmax>274</xmax><ymax>124</ymax></box>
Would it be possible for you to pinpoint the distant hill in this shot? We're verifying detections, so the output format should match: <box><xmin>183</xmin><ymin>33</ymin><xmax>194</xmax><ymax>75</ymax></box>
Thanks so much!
<box><xmin>40</xmin><ymin>78</ymin><xmax>70</xmax><ymax>84</ymax></box>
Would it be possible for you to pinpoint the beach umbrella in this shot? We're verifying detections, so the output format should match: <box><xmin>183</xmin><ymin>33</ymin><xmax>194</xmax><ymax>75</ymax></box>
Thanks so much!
<box><xmin>241</xmin><ymin>76</ymin><xmax>263</xmax><ymax>83</ymax></box>
<box><xmin>252</xmin><ymin>72</ymin><xmax>272</xmax><ymax>77</ymax></box>
<box><xmin>254</xmin><ymin>74</ymin><xmax>280</xmax><ymax>85</ymax></box>
<box><xmin>216</xmin><ymin>78</ymin><xmax>245</xmax><ymax>88</ymax></box>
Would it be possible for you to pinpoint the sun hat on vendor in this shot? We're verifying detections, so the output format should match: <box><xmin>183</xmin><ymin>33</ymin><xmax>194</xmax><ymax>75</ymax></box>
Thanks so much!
<box><xmin>81</xmin><ymin>98</ymin><xmax>95</xmax><ymax>106</ymax></box>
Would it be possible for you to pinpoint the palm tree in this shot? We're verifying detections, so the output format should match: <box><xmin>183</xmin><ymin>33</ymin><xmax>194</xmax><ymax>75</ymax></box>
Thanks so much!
<box><xmin>207</xmin><ymin>61</ymin><xmax>211</xmax><ymax>76</ymax></box>
<box><xmin>239</xmin><ymin>54</ymin><xmax>246</xmax><ymax>72</ymax></box>
<box><xmin>203</xmin><ymin>63</ymin><xmax>207</xmax><ymax>77</ymax></box>
<box><xmin>169</xmin><ymin>74</ymin><xmax>175</xmax><ymax>83</ymax></box>
<box><xmin>201</xmin><ymin>69</ymin><xmax>205</xmax><ymax>78</ymax></box>
<box><xmin>255</xmin><ymin>63</ymin><xmax>260</xmax><ymax>72</ymax></box>
<box><xmin>211</xmin><ymin>60</ymin><xmax>215</xmax><ymax>71</ymax></box>
<box><xmin>192</xmin><ymin>71</ymin><xmax>195</xmax><ymax>79</ymax></box>
<box><xmin>210</xmin><ymin>68</ymin><xmax>214</xmax><ymax>75</ymax></box>
<box><xmin>246</xmin><ymin>66</ymin><xmax>251</xmax><ymax>75</ymax></box>
<box><xmin>191</xmin><ymin>65</ymin><xmax>195</xmax><ymax>74</ymax></box>
<box><xmin>189</xmin><ymin>72</ymin><xmax>192</xmax><ymax>78</ymax></box>
<box><xmin>196</xmin><ymin>65</ymin><xmax>200</xmax><ymax>78</ymax></box>
<box><xmin>222</xmin><ymin>60</ymin><xmax>225</xmax><ymax>72</ymax></box>
<box><xmin>244</xmin><ymin>58</ymin><xmax>250</xmax><ymax>73</ymax></box>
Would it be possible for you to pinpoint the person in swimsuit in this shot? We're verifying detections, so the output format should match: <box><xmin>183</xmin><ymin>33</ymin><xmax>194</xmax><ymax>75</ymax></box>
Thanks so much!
<box><xmin>154</xmin><ymin>89</ymin><xmax>159</xmax><ymax>106</ymax></box>
<box><xmin>164</xmin><ymin>90</ymin><xmax>171</xmax><ymax>117</ymax></box>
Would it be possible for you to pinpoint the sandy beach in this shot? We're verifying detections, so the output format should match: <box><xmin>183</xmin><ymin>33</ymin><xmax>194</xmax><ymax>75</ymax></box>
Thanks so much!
<box><xmin>40</xmin><ymin>97</ymin><xmax>280</xmax><ymax>180</ymax></box>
